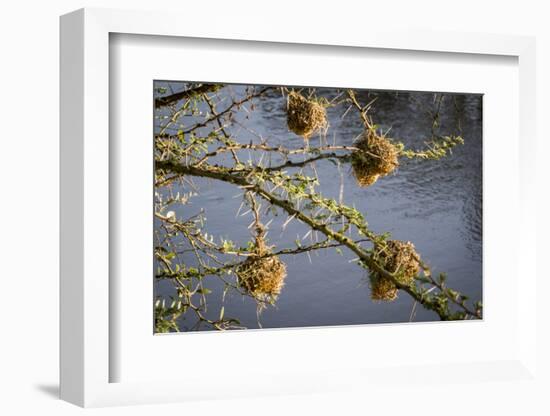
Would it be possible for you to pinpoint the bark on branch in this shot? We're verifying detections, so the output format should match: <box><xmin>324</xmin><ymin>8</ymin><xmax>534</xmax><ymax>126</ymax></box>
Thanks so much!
<box><xmin>155</xmin><ymin>159</ymin><xmax>480</xmax><ymax>320</ymax></box>
<box><xmin>155</xmin><ymin>84</ymin><xmax>222</xmax><ymax>109</ymax></box>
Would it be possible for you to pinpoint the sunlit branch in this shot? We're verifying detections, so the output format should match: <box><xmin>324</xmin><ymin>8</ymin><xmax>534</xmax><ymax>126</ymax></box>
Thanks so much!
<box><xmin>156</xmin><ymin>159</ymin><xmax>480</xmax><ymax>320</ymax></box>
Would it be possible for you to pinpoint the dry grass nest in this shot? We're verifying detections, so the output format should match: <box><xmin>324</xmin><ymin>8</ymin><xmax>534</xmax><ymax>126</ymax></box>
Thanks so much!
<box><xmin>286</xmin><ymin>91</ymin><xmax>328</xmax><ymax>138</ymax></box>
<box><xmin>351</xmin><ymin>129</ymin><xmax>399</xmax><ymax>187</ymax></box>
<box><xmin>369</xmin><ymin>240</ymin><xmax>421</xmax><ymax>302</ymax></box>
<box><xmin>236</xmin><ymin>235</ymin><xmax>287</xmax><ymax>303</ymax></box>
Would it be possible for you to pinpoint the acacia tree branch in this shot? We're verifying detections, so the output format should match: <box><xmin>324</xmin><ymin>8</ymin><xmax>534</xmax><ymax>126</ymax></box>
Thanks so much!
<box><xmin>155</xmin><ymin>83</ymin><xmax>222</xmax><ymax>109</ymax></box>
<box><xmin>262</xmin><ymin>152</ymin><xmax>351</xmax><ymax>172</ymax></box>
<box><xmin>180</xmin><ymin>87</ymin><xmax>274</xmax><ymax>135</ymax></box>
<box><xmin>156</xmin><ymin>238</ymin><xmax>353</xmax><ymax>281</ymax></box>
<box><xmin>347</xmin><ymin>89</ymin><xmax>374</xmax><ymax>129</ymax></box>
<box><xmin>155</xmin><ymin>159</ymin><xmax>480</xmax><ymax>320</ymax></box>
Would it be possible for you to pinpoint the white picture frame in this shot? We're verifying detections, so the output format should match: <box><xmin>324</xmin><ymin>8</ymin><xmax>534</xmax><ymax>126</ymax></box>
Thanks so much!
<box><xmin>60</xmin><ymin>7</ymin><xmax>538</xmax><ymax>408</ymax></box>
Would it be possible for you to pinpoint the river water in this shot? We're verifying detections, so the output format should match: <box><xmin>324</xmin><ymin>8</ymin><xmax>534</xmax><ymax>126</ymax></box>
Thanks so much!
<box><xmin>154</xmin><ymin>82</ymin><xmax>482</xmax><ymax>331</ymax></box>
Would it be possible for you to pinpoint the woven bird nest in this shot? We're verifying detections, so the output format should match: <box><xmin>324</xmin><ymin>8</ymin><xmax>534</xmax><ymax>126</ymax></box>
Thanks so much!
<box><xmin>286</xmin><ymin>91</ymin><xmax>328</xmax><ymax>138</ymax></box>
<box><xmin>369</xmin><ymin>240</ymin><xmax>421</xmax><ymax>302</ymax></box>
<box><xmin>351</xmin><ymin>129</ymin><xmax>399</xmax><ymax>187</ymax></box>
<box><xmin>236</xmin><ymin>234</ymin><xmax>287</xmax><ymax>303</ymax></box>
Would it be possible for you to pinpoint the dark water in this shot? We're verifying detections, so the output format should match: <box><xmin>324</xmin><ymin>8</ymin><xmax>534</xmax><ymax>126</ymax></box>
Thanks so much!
<box><xmin>154</xmin><ymin>82</ymin><xmax>482</xmax><ymax>330</ymax></box>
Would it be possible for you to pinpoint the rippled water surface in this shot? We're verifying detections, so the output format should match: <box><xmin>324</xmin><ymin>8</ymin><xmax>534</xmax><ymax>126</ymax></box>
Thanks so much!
<box><xmin>155</xmin><ymin>83</ymin><xmax>482</xmax><ymax>330</ymax></box>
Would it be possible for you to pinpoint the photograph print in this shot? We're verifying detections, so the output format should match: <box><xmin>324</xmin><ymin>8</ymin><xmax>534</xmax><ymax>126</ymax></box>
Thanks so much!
<box><xmin>154</xmin><ymin>81</ymin><xmax>482</xmax><ymax>333</ymax></box>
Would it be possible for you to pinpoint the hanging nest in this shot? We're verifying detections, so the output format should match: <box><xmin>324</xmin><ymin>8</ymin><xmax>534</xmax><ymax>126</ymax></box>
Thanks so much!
<box><xmin>286</xmin><ymin>91</ymin><xmax>328</xmax><ymax>138</ymax></box>
<box><xmin>369</xmin><ymin>240</ymin><xmax>421</xmax><ymax>302</ymax></box>
<box><xmin>236</xmin><ymin>233</ymin><xmax>287</xmax><ymax>303</ymax></box>
<box><xmin>351</xmin><ymin>128</ymin><xmax>399</xmax><ymax>187</ymax></box>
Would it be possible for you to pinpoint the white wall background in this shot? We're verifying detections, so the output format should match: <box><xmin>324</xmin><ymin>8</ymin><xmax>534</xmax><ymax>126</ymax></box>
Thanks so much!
<box><xmin>0</xmin><ymin>0</ymin><xmax>548</xmax><ymax>414</ymax></box>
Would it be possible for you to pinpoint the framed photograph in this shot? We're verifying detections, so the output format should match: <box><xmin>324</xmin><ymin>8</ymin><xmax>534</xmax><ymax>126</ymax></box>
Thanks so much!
<box><xmin>60</xmin><ymin>8</ymin><xmax>538</xmax><ymax>407</ymax></box>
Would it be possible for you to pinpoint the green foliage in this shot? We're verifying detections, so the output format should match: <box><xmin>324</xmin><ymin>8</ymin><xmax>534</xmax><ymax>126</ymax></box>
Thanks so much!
<box><xmin>398</xmin><ymin>135</ymin><xmax>465</xmax><ymax>160</ymax></box>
